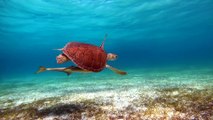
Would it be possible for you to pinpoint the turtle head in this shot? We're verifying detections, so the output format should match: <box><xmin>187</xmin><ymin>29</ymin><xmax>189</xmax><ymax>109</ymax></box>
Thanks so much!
<box><xmin>56</xmin><ymin>54</ymin><xmax>69</xmax><ymax>64</ymax></box>
<box><xmin>107</xmin><ymin>53</ymin><xmax>118</xmax><ymax>61</ymax></box>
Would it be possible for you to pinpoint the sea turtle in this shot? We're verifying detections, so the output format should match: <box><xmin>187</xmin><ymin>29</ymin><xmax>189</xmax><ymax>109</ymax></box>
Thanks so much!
<box><xmin>36</xmin><ymin>35</ymin><xmax>127</xmax><ymax>75</ymax></box>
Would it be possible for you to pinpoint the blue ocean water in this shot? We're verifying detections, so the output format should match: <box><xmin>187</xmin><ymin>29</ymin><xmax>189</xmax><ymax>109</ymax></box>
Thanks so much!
<box><xmin>0</xmin><ymin>0</ymin><xmax>213</xmax><ymax>119</ymax></box>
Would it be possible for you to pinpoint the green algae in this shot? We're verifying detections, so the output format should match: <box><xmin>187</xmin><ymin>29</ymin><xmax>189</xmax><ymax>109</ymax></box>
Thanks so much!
<box><xmin>0</xmin><ymin>87</ymin><xmax>213</xmax><ymax>120</ymax></box>
<box><xmin>0</xmin><ymin>96</ymin><xmax>105</xmax><ymax>120</ymax></box>
<box><xmin>143</xmin><ymin>87</ymin><xmax>213</xmax><ymax>119</ymax></box>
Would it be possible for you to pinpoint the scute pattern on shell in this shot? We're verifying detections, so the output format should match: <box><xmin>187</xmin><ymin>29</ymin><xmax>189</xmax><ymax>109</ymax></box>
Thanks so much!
<box><xmin>63</xmin><ymin>42</ymin><xmax>107</xmax><ymax>72</ymax></box>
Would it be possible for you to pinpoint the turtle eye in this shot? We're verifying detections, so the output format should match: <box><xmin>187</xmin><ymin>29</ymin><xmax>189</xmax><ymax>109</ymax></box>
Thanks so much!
<box><xmin>114</xmin><ymin>55</ymin><xmax>117</xmax><ymax>59</ymax></box>
<box><xmin>113</xmin><ymin>55</ymin><xmax>118</xmax><ymax>60</ymax></box>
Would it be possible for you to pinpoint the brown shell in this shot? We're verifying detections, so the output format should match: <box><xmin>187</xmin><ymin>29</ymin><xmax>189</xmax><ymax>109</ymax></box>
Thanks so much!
<box><xmin>62</xmin><ymin>42</ymin><xmax>107</xmax><ymax>72</ymax></box>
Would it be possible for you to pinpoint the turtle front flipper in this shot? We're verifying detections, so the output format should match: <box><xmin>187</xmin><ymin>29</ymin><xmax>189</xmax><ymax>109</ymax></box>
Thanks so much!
<box><xmin>106</xmin><ymin>64</ymin><xmax>127</xmax><ymax>75</ymax></box>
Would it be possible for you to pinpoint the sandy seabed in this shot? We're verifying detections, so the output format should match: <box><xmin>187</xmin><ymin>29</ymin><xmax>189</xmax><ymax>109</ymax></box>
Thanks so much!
<box><xmin>0</xmin><ymin>68</ymin><xmax>213</xmax><ymax>120</ymax></box>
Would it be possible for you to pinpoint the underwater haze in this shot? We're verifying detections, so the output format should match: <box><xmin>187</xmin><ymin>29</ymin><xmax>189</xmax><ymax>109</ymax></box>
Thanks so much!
<box><xmin>0</xmin><ymin>0</ymin><xmax>213</xmax><ymax>119</ymax></box>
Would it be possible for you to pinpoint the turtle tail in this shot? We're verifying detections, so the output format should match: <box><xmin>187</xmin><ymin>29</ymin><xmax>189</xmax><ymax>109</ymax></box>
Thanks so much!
<box><xmin>36</xmin><ymin>66</ymin><xmax>46</xmax><ymax>74</ymax></box>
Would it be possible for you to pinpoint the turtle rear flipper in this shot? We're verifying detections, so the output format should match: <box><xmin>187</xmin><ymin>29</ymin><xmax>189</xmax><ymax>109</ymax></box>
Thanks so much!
<box><xmin>64</xmin><ymin>68</ymin><xmax>72</xmax><ymax>76</ymax></box>
<box><xmin>106</xmin><ymin>64</ymin><xmax>127</xmax><ymax>75</ymax></box>
<box><xmin>36</xmin><ymin>66</ymin><xmax>46</xmax><ymax>74</ymax></box>
<box><xmin>36</xmin><ymin>66</ymin><xmax>72</xmax><ymax>75</ymax></box>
